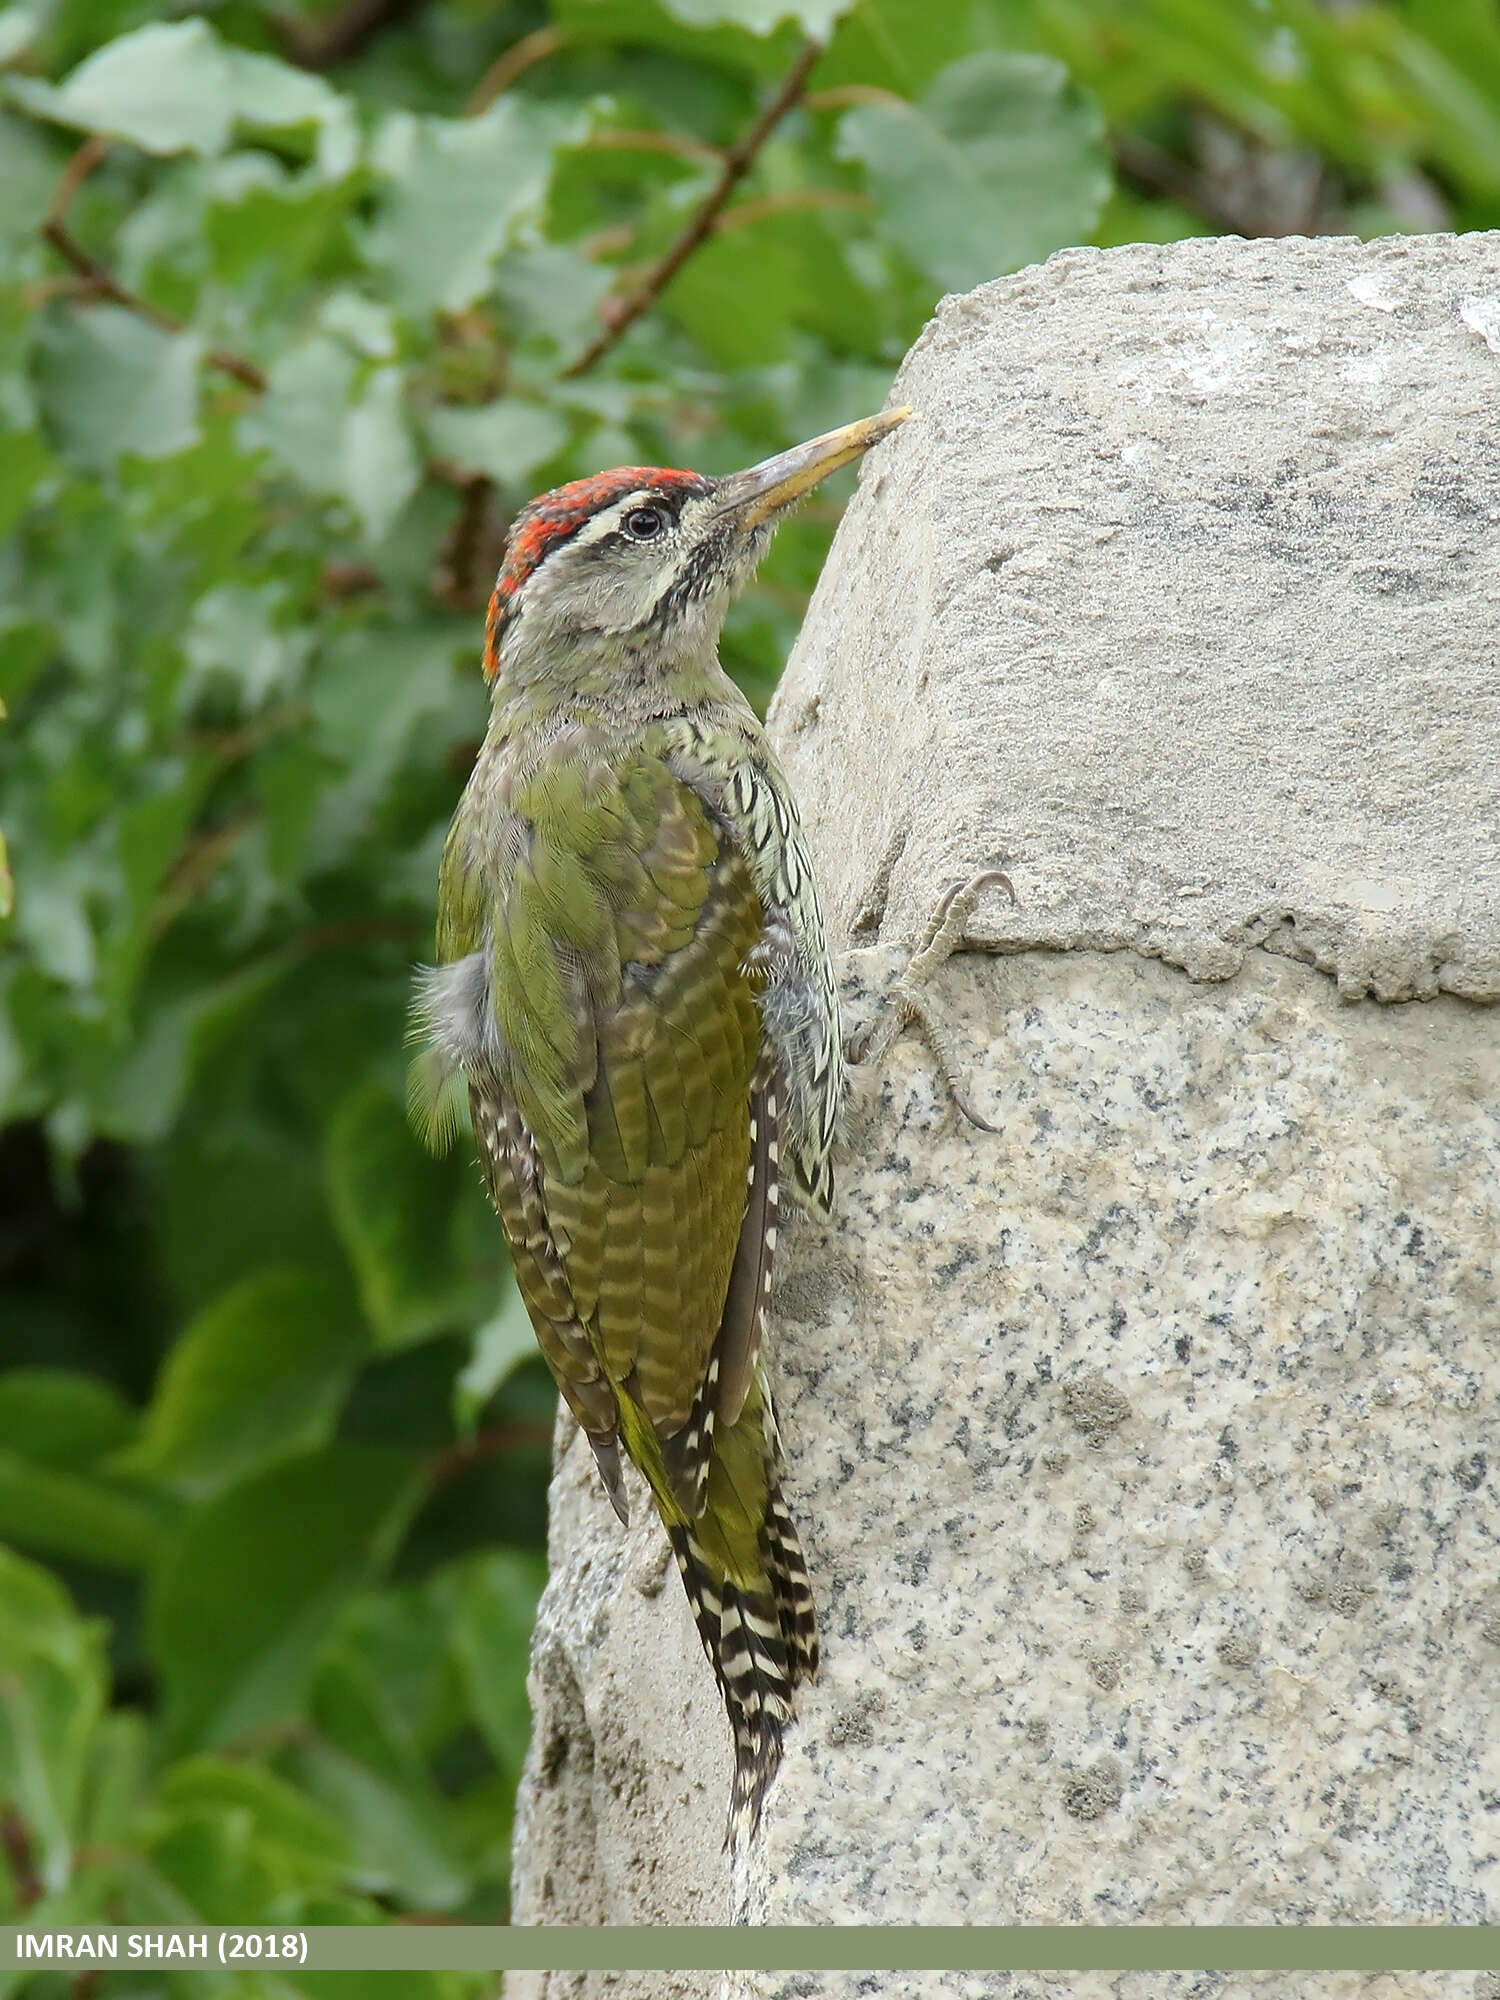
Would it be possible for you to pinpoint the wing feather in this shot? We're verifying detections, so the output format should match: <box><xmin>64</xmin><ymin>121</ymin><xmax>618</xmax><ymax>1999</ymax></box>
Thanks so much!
<box><xmin>436</xmin><ymin>737</ymin><xmax>781</xmax><ymax>1528</ymax></box>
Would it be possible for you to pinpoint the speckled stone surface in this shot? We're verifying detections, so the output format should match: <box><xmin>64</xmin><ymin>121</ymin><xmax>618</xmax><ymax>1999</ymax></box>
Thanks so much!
<box><xmin>509</xmin><ymin>234</ymin><xmax>1500</xmax><ymax>1988</ymax></box>
<box><xmin>773</xmin><ymin>230</ymin><xmax>1500</xmax><ymax>1002</ymax></box>
<box><xmin>732</xmin><ymin>943</ymin><xmax>1500</xmax><ymax>1944</ymax></box>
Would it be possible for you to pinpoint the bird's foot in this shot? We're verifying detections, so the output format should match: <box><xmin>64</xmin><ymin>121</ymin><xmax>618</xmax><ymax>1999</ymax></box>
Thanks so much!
<box><xmin>848</xmin><ymin>867</ymin><xmax>1016</xmax><ymax>1133</ymax></box>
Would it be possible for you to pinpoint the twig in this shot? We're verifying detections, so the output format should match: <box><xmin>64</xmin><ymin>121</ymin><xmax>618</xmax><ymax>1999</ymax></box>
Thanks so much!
<box><xmin>274</xmin><ymin>0</ymin><xmax>427</xmax><ymax>71</ymax></box>
<box><xmin>1110</xmin><ymin>128</ymin><xmax>1249</xmax><ymax>234</ymax></box>
<box><xmin>181</xmin><ymin>700</ymin><xmax>311</xmax><ymax>768</ymax></box>
<box><xmin>467</xmin><ymin>25</ymin><xmax>566</xmax><ymax>115</ymax></box>
<box><xmin>431</xmin><ymin>465</ymin><xmax>503</xmax><ymax>612</ymax></box>
<box><xmin>428</xmin><ymin>1421</ymin><xmax>553</xmax><ymax>1485</ymax></box>
<box><xmin>42</xmin><ymin>144</ymin><xmax>268</xmax><ymax>391</ymax></box>
<box><xmin>39</xmin><ymin>149</ymin><xmax>534</xmax><ymax>465</ymax></box>
<box><xmin>287</xmin><ymin>914</ymin><xmax>425</xmax><ymax>956</ymax></box>
<box><xmin>713</xmin><ymin>187</ymin><xmax>870</xmax><ymax>233</ymax></box>
<box><xmin>802</xmin><ymin>83</ymin><xmax>905</xmax><ymax>113</ymax></box>
<box><xmin>44</xmin><ymin>134</ymin><xmax>110</xmax><ymax>229</ymax></box>
<box><xmin>582</xmin><ymin>128</ymin><xmax>724</xmax><ymax>166</ymax></box>
<box><xmin>0</xmin><ymin>1805</ymin><xmax>42</xmax><ymax>1912</ymax></box>
<box><xmin>43</xmin><ymin>225</ymin><xmax>268</xmax><ymax>390</ymax></box>
<box><xmin>1111</xmin><ymin>125</ymin><xmax>1334</xmax><ymax>239</ymax></box>
<box><xmin>146</xmin><ymin>813</ymin><xmax>258</xmax><ymax>941</ymax></box>
<box><xmin>562</xmin><ymin>35</ymin><xmax>825</xmax><ymax>379</ymax></box>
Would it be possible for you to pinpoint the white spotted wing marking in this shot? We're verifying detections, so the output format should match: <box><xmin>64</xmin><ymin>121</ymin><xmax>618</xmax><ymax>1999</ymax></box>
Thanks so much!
<box><xmin>663</xmin><ymin>721</ymin><xmax>844</xmax><ymax>1217</ymax></box>
<box><xmin>473</xmin><ymin>1084</ymin><xmax>631</xmax><ymax>1527</ymax></box>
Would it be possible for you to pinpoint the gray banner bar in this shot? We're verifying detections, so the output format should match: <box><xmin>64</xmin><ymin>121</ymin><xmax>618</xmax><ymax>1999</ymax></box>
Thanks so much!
<box><xmin>2</xmin><ymin>1927</ymin><xmax>1498</xmax><ymax>1973</ymax></box>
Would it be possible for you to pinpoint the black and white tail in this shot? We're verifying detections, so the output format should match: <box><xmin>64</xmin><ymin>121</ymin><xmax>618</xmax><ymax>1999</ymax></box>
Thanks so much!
<box><xmin>667</xmin><ymin>1429</ymin><xmax>819</xmax><ymax>1850</ymax></box>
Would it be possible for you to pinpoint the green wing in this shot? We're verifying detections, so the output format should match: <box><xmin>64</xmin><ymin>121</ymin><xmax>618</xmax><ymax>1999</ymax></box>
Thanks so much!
<box><xmin>476</xmin><ymin>744</ymin><xmax>768</xmax><ymax>1525</ymax></box>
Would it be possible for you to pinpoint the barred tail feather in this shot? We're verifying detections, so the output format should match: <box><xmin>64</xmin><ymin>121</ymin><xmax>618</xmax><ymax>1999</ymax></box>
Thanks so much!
<box><xmin>765</xmin><ymin>1477</ymin><xmax>819</xmax><ymax>1684</ymax></box>
<box><xmin>667</xmin><ymin>1469</ymin><xmax>817</xmax><ymax>1849</ymax></box>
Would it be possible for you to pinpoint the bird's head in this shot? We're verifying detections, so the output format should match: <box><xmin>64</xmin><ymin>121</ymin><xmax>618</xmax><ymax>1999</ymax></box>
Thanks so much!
<box><xmin>483</xmin><ymin>407</ymin><xmax>911</xmax><ymax>695</ymax></box>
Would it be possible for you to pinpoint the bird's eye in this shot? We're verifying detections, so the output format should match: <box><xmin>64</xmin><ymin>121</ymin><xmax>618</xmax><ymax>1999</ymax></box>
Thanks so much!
<box><xmin>622</xmin><ymin>506</ymin><xmax>668</xmax><ymax>542</ymax></box>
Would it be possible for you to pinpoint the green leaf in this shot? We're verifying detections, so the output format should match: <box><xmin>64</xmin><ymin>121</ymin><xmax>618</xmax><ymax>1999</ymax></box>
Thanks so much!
<box><xmin>304</xmin><ymin>619</ymin><xmax>482</xmax><ymax>870</ymax></box>
<box><xmin>667</xmin><ymin>211</ymin><xmax>880</xmax><ymax>366</ymax></box>
<box><xmin>288</xmin><ymin>1738</ymin><xmax>470</xmax><ymax>1909</ymax></box>
<box><xmin>0</xmin><ymin>108</ymin><xmax>58</xmax><ymax>254</ymax></box>
<box><xmin>0</xmin><ymin>1368</ymin><xmax>137</xmax><ymax>1467</ymax></box>
<box><xmin>8</xmin><ymin>19</ymin><xmax>238</xmax><ymax>155</ymax></box>
<box><xmin>815</xmin><ymin>0</ymin><xmax>993</xmax><ymax>95</ymax></box>
<box><xmin>493</xmin><ymin>244</ymin><xmax>614</xmax><ymax>346</ymax></box>
<box><xmin>239</xmin><ymin>339</ymin><xmax>420</xmax><ymax>542</ymax></box>
<box><xmin>0</xmin><ymin>1449</ymin><xmax>170</xmax><ymax>1570</ymax></box>
<box><xmin>362</xmin><ymin>98</ymin><xmax>590</xmax><ymax>316</ymax></box>
<box><xmin>0</xmin><ymin>7</ymin><xmax>42</xmax><ymax>67</ymax></box>
<box><xmin>77</xmin><ymin>1708</ymin><xmax>149</xmax><ymax>1846</ymax></box>
<box><xmin>326</xmin><ymin>1081</ymin><xmax>488</xmax><ymax>1350</ymax></box>
<box><xmin>314</xmin><ymin>1585</ymin><xmax>461</xmax><ymax>1780</ymax></box>
<box><xmin>93</xmin><ymin>956</ymin><xmax>292</xmax><ymax>1145</ymax></box>
<box><xmin>154</xmin><ymin>1755</ymin><xmax>353</xmax><ymax>1886</ymax></box>
<box><xmin>437</xmin><ymin>1550</ymin><xmax>546</xmax><ymax>1776</ymax></box>
<box><xmin>0</xmin><ymin>426</ymin><xmax>52</xmax><ymax>541</ymax></box>
<box><xmin>658</xmin><ymin>0</ymin><xmax>845</xmax><ymax>32</ymax></box>
<box><xmin>181</xmin><ymin>583</ymin><xmax>310</xmax><ymax>714</ymax></box>
<box><xmin>0</xmin><ymin>1547</ymin><xmax>108</xmax><ymax>1895</ymax></box>
<box><xmin>221</xmin><ymin>45</ymin><xmax>358</xmax><ymax>181</ymax></box>
<box><xmin>35</xmin><ymin>306</ymin><xmax>201</xmax><ymax>467</ymax></box>
<box><xmin>147</xmin><ymin>1447</ymin><xmax>421</xmax><ymax>1756</ymax></box>
<box><xmin>7</xmin><ymin>18</ymin><xmax>355</xmax><ymax>169</ymax></box>
<box><xmin>838</xmin><ymin>50</ymin><xmax>1111</xmax><ymax>294</ymax></box>
<box><xmin>423</xmin><ymin>400</ymin><xmax>569</xmax><ymax>492</ymax></box>
<box><xmin>550</xmin><ymin>0</ymin><xmax>794</xmax><ymax>76</ymax></box>
<box><xmin>342</xmin><ymin>365</ymin><xmax>421</xmax><ymax>542</ymax></box>
<box><xmin>239</xmin><ymin>332</ymin><xmax>354</xmax><ymax>489</ymax></box>
<box><xmin>118</xmin><ymin>1268</ymin><xmax>366</xmax><ymax>1498</ymax></box>
<box><xmin>454</xmin><ymin>1282</ymin><xmax>535</xmax><ymax>1433</ymax></box>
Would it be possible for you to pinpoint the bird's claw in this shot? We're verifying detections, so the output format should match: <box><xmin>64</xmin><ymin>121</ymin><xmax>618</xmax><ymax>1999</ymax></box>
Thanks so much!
<box><xmin>849</xmin><ymin>865</ymin><xmax>1015</xmax><ymax>1133</ymax></box>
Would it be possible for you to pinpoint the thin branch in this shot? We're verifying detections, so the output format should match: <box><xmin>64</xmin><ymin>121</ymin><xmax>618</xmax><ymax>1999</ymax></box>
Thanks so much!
<box><xmin>467</xmin><ymin>25</ymin><xmax>566</xmax><ymax>116</ymax></box>
<box><xmin>319</xmin><ymin>559</ymin><xmax>386</xmax><ymax>601</ymax></box>
<box><xmin>42</xmin><ymin>148</ymin><xmax>268</xmax><ymax>392</ymax></box>
<box><xmin>713</xmin><ymin>187</ymin><xmax>870</xmax><ymax>234</ymax></box>
<box><xmin>274</xmin><ymin>0</ymin><xmax>428</xmax><ymax>71</ymax></box>
<box><xmin>0</xmin><ymin>1805</ymin><xmax>42</xmax><ymax>1912</ymax></box>
<box><xmin>431</xmin><ymin>464</ymin><xmax>503</xmax><ymax>612</ymax></box>
<box><xmin>562</xmin><ymin>35</ymin><xmax>825</xmax><ymax>379</ymax></box>
<box><xmin>428</xmin><ymin>1421</ymin><xmax>553</xmax><ymax>1485</ymax></box>
<box><xmin>181</xmin><ymin>700</ymin><xmax>312</xmax><ymax>769</ymax></box>
<box><xmin>1111</xmin><ymin>125</ymin><xmax>1335</xmax><ymax>240</ymax></box>
<box><xmin>802</xmin><ymin>83</ymin><xmax>905</xmax><ymax>113</ymax></box>
<box><xmin>146</xmin><ymin>813</ymin><xmax>258</xmax><ymax>942</ymax></box>
<box><xmin>44</xmin><ymin>134</ymin><xmax>110</xmax><ymax>229</ymax></box>
<box><xmin>287</xmin><ymin>915</ymin><xmax>425</xmax><ymax>956</ymax></box>
<box><xmin>1110</xmin><ymin>128</ymin><xmax>1250</xmax><ymax>234</ymax></box>
<box><xmin>582</xmin><ymin>128</ymin><xmax>724</xmax><ymax>166</ymax></box>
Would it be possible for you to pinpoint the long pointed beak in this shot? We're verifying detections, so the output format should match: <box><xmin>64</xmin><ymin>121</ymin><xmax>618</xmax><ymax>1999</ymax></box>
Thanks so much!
<box><xmin>717</xmin><ymin>406</ymin><xmax>913</xmax><ymax>528</ymax></box>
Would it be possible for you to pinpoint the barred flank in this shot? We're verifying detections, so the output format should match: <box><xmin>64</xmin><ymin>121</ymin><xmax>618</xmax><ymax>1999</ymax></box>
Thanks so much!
<box><xmin>668</xmin><ymin>1458</ymin><xmax>818</xmax><ymax>1850</ymax></box>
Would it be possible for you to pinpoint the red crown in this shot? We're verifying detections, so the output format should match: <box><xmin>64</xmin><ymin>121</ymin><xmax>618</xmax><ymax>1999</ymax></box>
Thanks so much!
<box><xmin>482</xmin><ymin>466</ymin><xmax>708</xmax><ymax>679</ymax></box>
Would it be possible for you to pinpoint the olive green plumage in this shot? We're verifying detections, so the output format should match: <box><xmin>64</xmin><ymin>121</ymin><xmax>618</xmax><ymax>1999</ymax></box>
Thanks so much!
<box><xmin>420</xmin><ymin>720</ymin><xmax>820</xmax><ymax>1845</ymax></box>
<box><xmin>409</xmin><ymin>413</ymin><xmax>908</xmax><ymax>1849</ymax></box>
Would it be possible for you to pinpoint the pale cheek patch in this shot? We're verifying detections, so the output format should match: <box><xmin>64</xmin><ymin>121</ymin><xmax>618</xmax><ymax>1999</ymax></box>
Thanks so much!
<box><xmin>527</xmin><ymin>535</ymin><xmax>685</xmax><ymax>636</ymax></box>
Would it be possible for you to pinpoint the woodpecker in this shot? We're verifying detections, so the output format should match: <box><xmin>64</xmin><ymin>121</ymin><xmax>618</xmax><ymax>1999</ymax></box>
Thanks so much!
<box><xmin>410</xmin><ymin>407</ymin><xmax>910</xmax><ymax>1845</ymax></box>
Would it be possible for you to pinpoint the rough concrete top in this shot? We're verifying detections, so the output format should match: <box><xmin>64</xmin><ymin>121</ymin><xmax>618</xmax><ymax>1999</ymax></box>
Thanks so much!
<box><xmin>771</xmin><ymin>230</ymin><xmax>1500</xmax><ymax>1001</ymax></box>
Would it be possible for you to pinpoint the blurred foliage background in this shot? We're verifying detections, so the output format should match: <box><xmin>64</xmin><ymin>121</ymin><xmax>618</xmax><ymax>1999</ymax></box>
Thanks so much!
<box><xmin>0</xmin><ymin>0</ymin><xmax>1496</xmax><ymax>1980</ymax></box>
